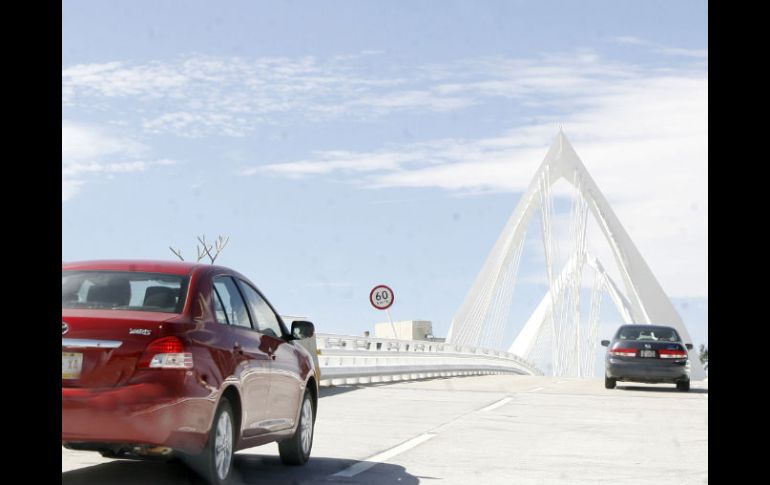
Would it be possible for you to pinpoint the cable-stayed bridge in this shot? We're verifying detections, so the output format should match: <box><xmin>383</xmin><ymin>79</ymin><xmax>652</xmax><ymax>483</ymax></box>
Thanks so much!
<box><xmin>446</xmin><ymin>130</ymin><xmax>705</xmax><ymax>379</ymax></box>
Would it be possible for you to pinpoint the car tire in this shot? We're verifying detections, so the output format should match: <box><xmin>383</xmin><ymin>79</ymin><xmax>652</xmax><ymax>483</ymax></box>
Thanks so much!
<box><xmin>278</xmin><ymin>390</ymin><xmax>315</xmax><ymax>466</ymax></box>
<box><xmin>676</xmin><ymin>379</ymin><xmax>690</xmax><ymax>392</ymax></box>
<box><xmin>605</xmin><ymin>375</ymin><xmax>616</xmax><ymax>389</ymax></box>
<box><xmin>189</xmin><ymin>398</ymin><xmax>235</xmax><ymax>485</ymax></box>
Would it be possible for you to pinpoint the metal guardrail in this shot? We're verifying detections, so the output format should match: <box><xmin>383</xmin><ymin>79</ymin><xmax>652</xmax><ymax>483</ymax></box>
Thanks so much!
<box><xmin>315</xmin><ymin>333</ymin><xmax>543</xmax><ymax>385</ymax></box>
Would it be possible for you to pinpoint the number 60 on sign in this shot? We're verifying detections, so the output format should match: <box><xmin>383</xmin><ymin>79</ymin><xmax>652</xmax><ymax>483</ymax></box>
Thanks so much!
<box><xmin>369</xmin><ymin>285</ymin><xmax>394</xmax><ymax>310</ymax></box>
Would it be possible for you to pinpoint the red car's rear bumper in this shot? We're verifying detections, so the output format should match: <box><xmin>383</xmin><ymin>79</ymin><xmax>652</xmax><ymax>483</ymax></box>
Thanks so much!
<box><xmin>62</xmin><ymin>383</ymin><xmax>214</xmax><ymax>454</ymax></box>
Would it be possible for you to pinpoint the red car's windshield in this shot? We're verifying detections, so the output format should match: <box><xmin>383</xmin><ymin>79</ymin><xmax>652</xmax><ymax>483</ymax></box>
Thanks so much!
<box><xmin>62</xmin><ymin>270</ymin><xmax>189</xmax><ymax>313</ymax></box>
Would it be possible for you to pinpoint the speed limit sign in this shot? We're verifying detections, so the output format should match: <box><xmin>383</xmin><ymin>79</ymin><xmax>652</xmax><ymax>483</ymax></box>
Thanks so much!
<box><xmin>369</xmin><ymin>284</ymin><xmax>394</xmax><ymax>310</ymax></box>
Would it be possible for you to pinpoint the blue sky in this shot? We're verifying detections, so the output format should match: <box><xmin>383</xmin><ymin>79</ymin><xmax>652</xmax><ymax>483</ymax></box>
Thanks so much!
<box><xmin>62</xmin><ymin>0</ymin><xmax>708</xmax><ymax>357</ymax></box>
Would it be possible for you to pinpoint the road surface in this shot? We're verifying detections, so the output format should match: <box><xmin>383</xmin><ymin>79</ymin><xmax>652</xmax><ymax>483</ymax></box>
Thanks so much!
<box><xmin>62</xmin><ymin>375</ymin><xmax>708</xmax><ymax>485</ymax></box>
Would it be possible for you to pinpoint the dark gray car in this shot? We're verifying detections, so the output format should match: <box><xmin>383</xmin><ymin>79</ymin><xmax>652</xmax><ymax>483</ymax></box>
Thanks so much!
<box><xmin>602</xmin><ymin>324</ymin><xmax>693</xmax><ymax>391</ymax></box>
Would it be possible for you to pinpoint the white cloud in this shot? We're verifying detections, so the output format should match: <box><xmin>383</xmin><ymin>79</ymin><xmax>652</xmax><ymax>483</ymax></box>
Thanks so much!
<box><xmin>64</xmin><ymin>50</ymin><xmax>687</xmax><ymax>137</ymax></box>
<box><xmin>657</xmin><ymin>47</ymin><xmax>708</xmax><ymax>59</ymax></box>
<box><xmin>62</xmin><ymin>121</ymin><xmax>144</xmax><ymax>162</ymax></box>
<box><xmin>62</xmin><ymin>159</ymin><xmax>176</xmax><ymax>177</ymax></box>
<box><xmin>62</xmin><ymin>122</ymin><xmax>175</xmax><ymax>201</ymax></box>
<box><xmin>612</xmin><ymin>36</ymin><xmax>649</xmax><ymax>46</ymax></box>
<box><xmin>142</xmin><ymin>112</ymin><xmax>249</xmax><ymax>138</ymax></box>
<box><xmin>346</xmin><ymin>90</ymin><xmax>475</xmax><ymax>113</ymax></box>
<box><xmin>257</xmin><ymin>57</ymin><xmax>707</xmax><ymax>299</ymax></box>
<box><xmin>254</xmin><ymin>150</ymin><xmax>424</xmax><ymax>177</ymax></box>
<box><xmin>63</xmin><ymin>48</ymin><xmax>707</xmax><ymax>140</ymax></box>
<box><xmin>610</xmin><ymin>36</ymin><xmax>708</xmax><ymax>59</ymax></box>
<box><xmin>62</xmin><ymin>61</ymin><xmax>188</xmax><ymax>103</ymax></box>
<box><xmin>61</xmin><ymin>178</ymin><xmax>84</xmax><ymax>201</ymax></box>
<box><xmin>62</xmin><ymin>48</ymin><xmax>707</xmax><ymax>298</ymax></box>
<box><xmin>63</xmin><ymin>54</ymin><xmax>421</xmax><ymax>136</ymax></box>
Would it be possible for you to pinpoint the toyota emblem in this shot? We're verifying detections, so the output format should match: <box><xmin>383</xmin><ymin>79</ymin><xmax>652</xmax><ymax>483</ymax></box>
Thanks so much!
<box><xmin>62</xmin><ymin>321</ymin><xmax>69</xmax><ymax>335</ymax></box>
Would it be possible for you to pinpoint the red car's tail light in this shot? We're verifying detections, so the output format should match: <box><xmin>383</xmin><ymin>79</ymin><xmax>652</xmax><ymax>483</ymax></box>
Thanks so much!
<box><xmin>609</xmin><ymin>348</ymin><xmax>637</xmax><ymax>357</ymax></box>
<box><xmin>138</xmin><ymin>336</ymin><xmax>193</xmax><ymax>369</ymax></box>
<box><xmin>659</xmin><ymin>349</ymin><xmax>688</xmax><ymax>359</ymax></box>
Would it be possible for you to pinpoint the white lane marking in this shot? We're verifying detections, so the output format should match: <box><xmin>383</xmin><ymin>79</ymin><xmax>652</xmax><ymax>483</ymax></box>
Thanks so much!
<box><xmin>430</xmin><ymin>396</ymin><xmax>512</xmax><ymax>433</ymax></box>
<box><xmin>331</xmin><ymin>392</ymin><xmax>530</xmax><ymax>478</ymax></box>
<box><xmin>529</xmin><ymin>387</ymin><xmax>545</xmax><ymax>392</ymax></box>
<box><xmin>331</xmin><ymin>433</ymin><xmax>437</xmax><ymax>478</ymax></box>
<box><xmin>480</xmin><ymin>397</ymin><xmax>513</xmax><ymax>412</ymax></box>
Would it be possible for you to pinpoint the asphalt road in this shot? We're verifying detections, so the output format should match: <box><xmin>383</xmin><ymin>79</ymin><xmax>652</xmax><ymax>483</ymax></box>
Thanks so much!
<box><xmin>62</xmin><ymin>375</ymin><xmax>708</xmax><ymax>485</ymax></box>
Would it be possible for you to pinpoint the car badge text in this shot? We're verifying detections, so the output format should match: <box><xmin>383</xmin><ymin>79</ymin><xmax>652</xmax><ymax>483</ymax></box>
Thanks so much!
<box><xmin>129</xmin><ymin>328</ymin><xmax>152</xmax><ymax>336</ymax></box>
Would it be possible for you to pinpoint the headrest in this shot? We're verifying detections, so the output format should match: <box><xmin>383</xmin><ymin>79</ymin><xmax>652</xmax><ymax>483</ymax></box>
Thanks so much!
<box><xmin>143</xmin><ymin>286</ymin><xmax>177</xmax><ymax>309</ymax></box>
<box><xmin>86</xmin><ymin>278</ymin><xmax>131</xmax><ymax>306</ymax></box>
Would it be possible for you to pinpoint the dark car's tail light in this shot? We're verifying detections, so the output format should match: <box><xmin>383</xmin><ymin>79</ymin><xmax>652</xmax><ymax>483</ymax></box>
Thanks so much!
<box><xmin>138</xmin><ymin>336</ymin><xmax>193</xmax><ymax>369</ymax></box>
<box><xmin>609</xmin><ymin>348</ymin><xmax>637</xmax><ymax>357</ymax></box>
<box><xmin>659</xmin><ymin>349</ymin><xmax>688</xmax><ymax>359</ymax></box>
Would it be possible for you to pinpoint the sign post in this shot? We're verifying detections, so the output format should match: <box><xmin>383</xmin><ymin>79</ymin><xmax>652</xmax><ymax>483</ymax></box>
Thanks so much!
<box><xmin>385</xmin><ymin>308</ymin><xmax>396</xmax><ymax>339</ymax></box>
<box><xmin>369</xmin><ymin>284</ymin><xmax>397</xmax><ymax>339</ymax></box>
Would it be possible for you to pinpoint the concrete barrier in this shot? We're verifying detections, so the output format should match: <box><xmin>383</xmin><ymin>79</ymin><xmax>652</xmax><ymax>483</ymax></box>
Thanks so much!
<box><xmin>315</xmin><ymin>333</ymin><xmax>542</xmax><ymax>386</ymax></box>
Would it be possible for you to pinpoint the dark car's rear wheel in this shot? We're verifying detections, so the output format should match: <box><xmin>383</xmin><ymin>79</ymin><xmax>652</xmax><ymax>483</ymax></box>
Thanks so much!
<box><xmin>278</xmin><ymin>390</ymin><xmax>315</xmax><ymax>466</ymax></box>
<box><xmin>676</xmin><ymin>379</ymin><xmax>690</xmax><ymax>392</ymax></box>
<box><xmin>604</xmin><ymin>375</ymin><xmax>616</xmax><ymax>389</ymax></box>
<box><xmin>189</xmin><ymin>398</ymin><xmax>235</xmax><ymax>485</ymax></box>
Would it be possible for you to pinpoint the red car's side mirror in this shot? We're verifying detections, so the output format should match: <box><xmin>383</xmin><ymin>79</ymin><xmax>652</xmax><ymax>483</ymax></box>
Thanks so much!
<box><xmin>291</xmin><ymin>321</ymin><xmax>315</xmax><ymax>340</ymax></box>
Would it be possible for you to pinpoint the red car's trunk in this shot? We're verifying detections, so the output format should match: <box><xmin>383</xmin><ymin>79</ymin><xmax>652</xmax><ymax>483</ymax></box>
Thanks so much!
<box><xmin>62</xmin><ymin>309</ymin><xmax>179</xmax><ymax>388</ymax></box>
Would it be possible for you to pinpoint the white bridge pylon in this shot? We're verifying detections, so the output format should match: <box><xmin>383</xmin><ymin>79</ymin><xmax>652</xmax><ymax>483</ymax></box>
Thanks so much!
<box><xmin>446</xmin><ymin>130</ymin><xmax>705</xmax><ymax>379</ymax></box>
<box><xmin>508</xmin><ymin>252</ymin><xmax>634</xmax><ymax>377</ymax></box>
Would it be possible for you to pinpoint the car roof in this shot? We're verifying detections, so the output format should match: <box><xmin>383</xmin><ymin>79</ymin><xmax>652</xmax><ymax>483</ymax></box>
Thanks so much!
<box><xmin>617</xmin><ymin>324</ymin><xmax>677</xmax><ymax>330</ymax></box>
<box><xmin>62</xmin><ymin>259</ymin><xmax>205</xmax><ymax>276</ymax></box>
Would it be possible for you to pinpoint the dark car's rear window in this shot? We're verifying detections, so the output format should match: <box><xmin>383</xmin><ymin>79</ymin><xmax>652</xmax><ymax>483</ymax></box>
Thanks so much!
<box><xmin>62</xmin><ymin>271</ymin><xmax>189</xmax><ymax>313</ymax></box>
<box><xmin>614</xmin><ymin>325</ymin><xmax>681</xmax><ymax>342</ymax></box>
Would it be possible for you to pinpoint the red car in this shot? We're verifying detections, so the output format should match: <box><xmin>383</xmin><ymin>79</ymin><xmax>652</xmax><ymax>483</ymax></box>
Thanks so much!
<box><xmin>62</xmin><ymin>260</ymin><xmax>318</xmax><ymax>484</ymax></box>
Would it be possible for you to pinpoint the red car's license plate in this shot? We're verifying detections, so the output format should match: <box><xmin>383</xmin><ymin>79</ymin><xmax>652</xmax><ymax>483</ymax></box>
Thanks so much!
<box><xmin>62</xmin><ymin>352</ymin><xmax>83</xmax><ymax>379</ymax></box>
<box><xmin>640</xmin><ymin>350</ymin><xmax>656</xmax><ymax>358</ymax></box>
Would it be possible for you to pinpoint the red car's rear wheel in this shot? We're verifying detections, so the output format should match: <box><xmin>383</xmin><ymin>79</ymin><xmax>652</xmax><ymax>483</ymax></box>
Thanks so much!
<box><xmin>189</xmin><ymin>398</ymin><xmax>235</xmax><ymax>484</ymax></box>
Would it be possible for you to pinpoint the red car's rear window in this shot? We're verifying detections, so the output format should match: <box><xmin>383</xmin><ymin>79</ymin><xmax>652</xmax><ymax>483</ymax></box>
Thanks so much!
<box><xmin>62</xmin><ymin>270</ymin><xmax>189</xmax><ymax>314</ymax></box>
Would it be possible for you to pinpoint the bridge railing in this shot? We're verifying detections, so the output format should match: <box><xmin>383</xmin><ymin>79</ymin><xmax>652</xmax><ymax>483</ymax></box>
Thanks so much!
<box><xmin>314</xmin><ymin>333</ymin><xmax>543</xmax><ymax>385</ymax></box>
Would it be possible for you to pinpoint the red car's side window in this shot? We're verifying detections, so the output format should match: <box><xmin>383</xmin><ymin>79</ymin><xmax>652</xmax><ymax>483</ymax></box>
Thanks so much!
<box><xmin>237</xmin><ymin>281</ymin><xmax>284</xmax><ymax>338</ymax></box>
<box><xmin>212</xmin><ymin>286</ymin><xmax>229</xmax><ymax>325</ymax></box>
<box><xmin>213</xmin><ymin>277</ymin><xmax>252</xmax><ymax>329</ymax></box>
